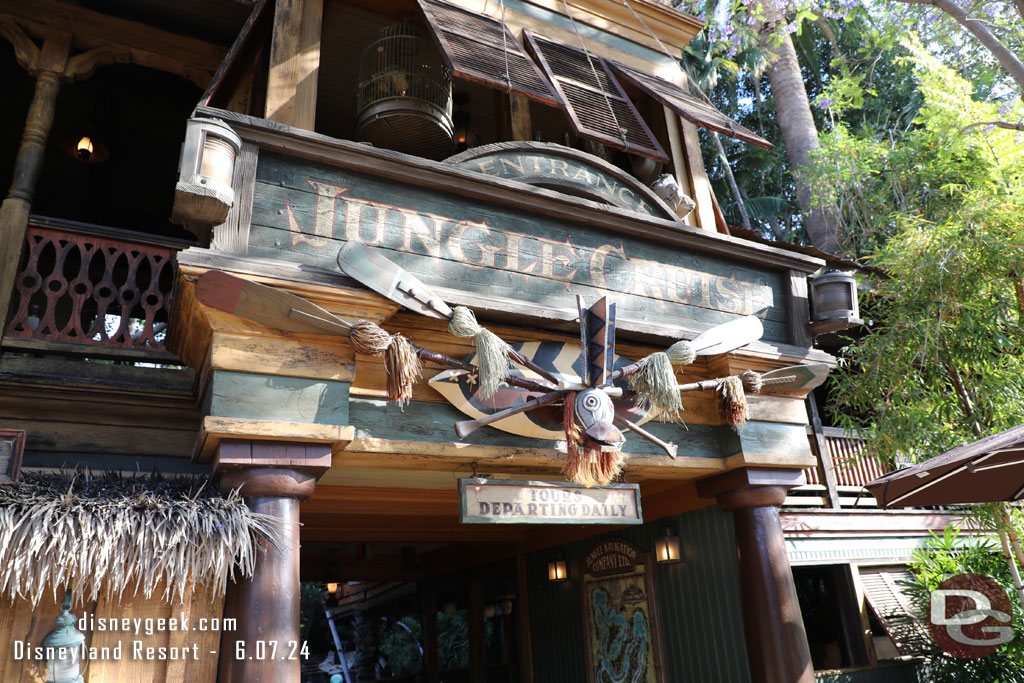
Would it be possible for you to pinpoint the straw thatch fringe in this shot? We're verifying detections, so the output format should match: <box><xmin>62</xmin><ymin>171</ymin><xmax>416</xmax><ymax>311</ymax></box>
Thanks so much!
<box><xmin>0</xmin><ymin>472</ymin><xmax>286</xmax><ymax>608</ymax></box>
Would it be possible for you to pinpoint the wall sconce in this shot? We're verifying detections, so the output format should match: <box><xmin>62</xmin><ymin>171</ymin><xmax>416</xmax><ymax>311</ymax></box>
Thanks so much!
<box><xmin>325</xmin><ymin>582</ymin><xmax>339</xmax><ymax>594</ymax></box>
<box><xmin>808</xmin><ymin>269</ymin><xmax>863</xmax><ymax>336</ymax></box>
<box><xmin>63</xmin><ymin>134</ymin><xmax>109</xmax><ymax>164</ymax></box>
<box><xmin>43</xmin><ymin>590</ymin><xmax>86</xmax><ymax>683</ymax></box>
<box><xmin>547</xmin><ymin>550</ymin><xmax>568</xmax><ymax>582</ymax></box>
<box><xmin>172</xmin><ymin>117</ymin><xmax>242</xmax><ymax>229</ymax></box>
<box><xmin>655</xmin><ymin>525</ymin><xmax>682</xmax><ymax>564</ymax></box>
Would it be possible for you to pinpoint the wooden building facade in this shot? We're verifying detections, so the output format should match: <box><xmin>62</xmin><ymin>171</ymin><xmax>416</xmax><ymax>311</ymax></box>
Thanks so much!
<box><xmin>0</xmin><ymin>0</ymin><xmax>856</xmax><ymax>681</ymax></box>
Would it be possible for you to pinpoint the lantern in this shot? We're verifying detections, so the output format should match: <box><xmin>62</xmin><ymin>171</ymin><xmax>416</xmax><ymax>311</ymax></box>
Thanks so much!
<box><xmin>808</xmin><ymin>269</ymin><xmax>863</xmax><ymax>335</ymax></box>
<box><xmin>547</xmin><ymin>550</ymin><xmax>568</xmax><ymax>582</ymax></box>
<box><xmin>43</xmin><ymin>590</ymin><xmax>86</xmax><ymax>683</ymax></box>
<box><xmin>655</xmin><ymin>525</ymin><xmax>682</xmax><ymax>564</ymax></box>
<box><xmin>172</xmin><ymin>117</ymin><xmax>242</xmax><ymax>230</ymax></box>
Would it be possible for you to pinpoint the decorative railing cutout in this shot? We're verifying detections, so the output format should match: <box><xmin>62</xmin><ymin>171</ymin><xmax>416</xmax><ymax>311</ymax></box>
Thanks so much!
<box><xmin>4</xmin><ymin>222</ymin><xmax>176</xmax><ymax>350</ymax></box>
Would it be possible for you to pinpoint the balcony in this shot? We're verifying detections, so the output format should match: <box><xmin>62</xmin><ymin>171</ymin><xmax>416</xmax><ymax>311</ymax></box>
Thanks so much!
<box><xmin>787</xmin><ymin>426</ymin><xmax>891</xmax><ymax>509</ymax></box>
<box><xmin>3</xmin><ymin>215</ymin><xmax>190</xmax><ymax>364</ymax></box>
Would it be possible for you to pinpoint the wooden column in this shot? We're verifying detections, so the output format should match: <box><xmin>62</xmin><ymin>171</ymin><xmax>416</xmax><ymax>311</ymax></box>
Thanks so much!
<box><xmin>0</xmin><ymin>29</ymin><xmax>71</xmax><ymax>339</ymax></box>
<box><xmin>469</xmin><ymin>579</ymin><xmax>486</xmax><ymax>683</ymax></box>
<box><xmin>698</xmin><ymin>468</ymin><xmax>814</xmax><ymax>683</ymax></box>
<box><xmin>215</xmin><ymin>439</ymin><xmax>332</xmax><ymax>683</ymax></box>
<box><xmin>265</xmin><ymin>0</ymin><xmax>323</xmax><ymax>129</ymax></box>
<box><xmin>516</xmin><ymin>554</ymin><xmax>534</xmax><ymax>683</ymax></box>
<box><xmin>422</xmin><ymin>591</ymin><xmax>440</xmax><ymax>683</ymax></box>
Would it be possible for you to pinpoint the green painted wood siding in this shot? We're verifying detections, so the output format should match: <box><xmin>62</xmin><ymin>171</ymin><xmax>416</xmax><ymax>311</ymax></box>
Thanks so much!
<box><xmin>527</xmin><ymin>505</ymin><xmax>752</xmax><ymax>683</ymax></box>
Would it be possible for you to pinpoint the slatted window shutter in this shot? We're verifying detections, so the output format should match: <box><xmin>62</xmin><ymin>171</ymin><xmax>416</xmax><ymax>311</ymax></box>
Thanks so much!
<box><xmin>859</xmin><ymin>566</ymin><xmax>933</xmax><ymax>656</ymax></box>
<box><xmin>610</xmin><ymin>62</ymin><xmax>773</xmax><ymax>150</ymax></box>
<box><xmin>523</xmin><ymin>31</ymin><xmax>668</xmax><ymax>162</ymax></box>
<box><xmin>417</xmin><ymin>0</ymin><xmax>562</xmax><ymax>107</ymax></box>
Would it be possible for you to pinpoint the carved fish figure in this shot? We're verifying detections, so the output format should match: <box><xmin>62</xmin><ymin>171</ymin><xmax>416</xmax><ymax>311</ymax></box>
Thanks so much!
<box><xmin>573</xmin><ymin>388</ymin><xmax>624</xmax><ymax>452</ymax></box>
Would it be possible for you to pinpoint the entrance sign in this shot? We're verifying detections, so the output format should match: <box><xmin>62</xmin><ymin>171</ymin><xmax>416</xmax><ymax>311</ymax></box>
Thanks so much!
<box><xmin>447</xmin><ymin>142</ymin><xmax>674</xmax><ymax>218</ymax></box>
<box><xmin>459</xmin><ymin>478</ymin><xmax>642</xmax><ymax>525</ymax></box>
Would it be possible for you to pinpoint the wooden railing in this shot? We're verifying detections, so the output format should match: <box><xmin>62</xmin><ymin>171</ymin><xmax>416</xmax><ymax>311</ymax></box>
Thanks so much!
<box><xmin>3</xmin><ymin>216</ymin><xmax>191</xmax><ymax>359</ymax></box>
<box><xmin>805</xmin><ymin>427</ymin><xmax>889</xmax><ymax>488</ymax></box>
<box><xmin>790</xmin><ymin>426</ymin><xmax>892</xmax><ymax>508</ymax></box>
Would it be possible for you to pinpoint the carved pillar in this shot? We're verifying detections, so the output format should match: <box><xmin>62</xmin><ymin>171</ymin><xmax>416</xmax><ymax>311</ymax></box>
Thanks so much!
<box><xmin>698</xmin><ymin>468</ymin><xmax>813</xmax><ymax>683</ymax></box>
<box><xmin>0</xmin><ymin>29</ymin><xmax>71</xmax><ymax>335</ymax></box>
<box><xmin>215</xmin><ymin>440</ymin><xmax>332</xmax><ymax>683</ymax></box>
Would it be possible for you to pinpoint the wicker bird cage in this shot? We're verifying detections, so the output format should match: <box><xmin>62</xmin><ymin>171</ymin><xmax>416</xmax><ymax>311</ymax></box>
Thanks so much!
<box><xmin>356</xmin><ymin>23</ymin><xmax>454</xmax><ymax>160</ymax></box>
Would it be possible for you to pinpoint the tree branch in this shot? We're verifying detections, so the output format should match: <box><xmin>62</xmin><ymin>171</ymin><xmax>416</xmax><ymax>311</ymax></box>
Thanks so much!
<box><xmin>958</xmin><ymin>120</ymin><xmax>1024</xmax><ymax>134</ymax></box>
<box><xmin>896</xmin><ymin>0</ymin><xmax>1024</xmax><ymax>97</ymax></box>
<box><xmin>1014</xmin><ymin>0</ymin><xmax>1024</xmax><ymax>24</ymax></box>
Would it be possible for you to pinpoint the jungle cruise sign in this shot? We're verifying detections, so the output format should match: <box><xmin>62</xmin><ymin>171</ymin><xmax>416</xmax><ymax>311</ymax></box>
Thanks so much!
<box><xmin>459</xmin><ymin>479</ymin><xmax>642</xmax><ymax>525</ymax></box>
<box><xmin>248</xmin><ymin>147</ymin><xmax>788</xmax><ymax>341</ymax></box>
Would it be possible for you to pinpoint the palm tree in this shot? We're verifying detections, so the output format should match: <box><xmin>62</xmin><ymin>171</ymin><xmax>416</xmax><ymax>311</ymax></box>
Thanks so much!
<box><xmin>759</xmin><ymin>6</ymin><xmax>842</xmax><ymax>253</ymax></box>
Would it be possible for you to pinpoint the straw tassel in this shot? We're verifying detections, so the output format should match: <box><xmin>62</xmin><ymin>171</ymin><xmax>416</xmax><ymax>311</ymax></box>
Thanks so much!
<box><xmin>717</xmin><ymin>376</ymin><xmax>749</xmax><ymax>429</ymax></box>
<box><xmin>627</xmin><ymin>352</ymin><xmax>683</xmax><ymax>419</ymax></box>
<box><xmin>448</xmin><ymin>306</ymin><xmax>511</xmax><ymax>399</ymax></box>
<box><xmin>384</xmin><ymin>334</ymin><xmax>421</xmax><ymax>407</ymax></box>
<box><xmin>348</xmin><ymin>320</ymin><xmax>420</xmax><ymax>405</ymax></box>
<box><xmin>562</xmin><ymin>392</ymin><xmax>624</xmax><ymax>487</ymax></box>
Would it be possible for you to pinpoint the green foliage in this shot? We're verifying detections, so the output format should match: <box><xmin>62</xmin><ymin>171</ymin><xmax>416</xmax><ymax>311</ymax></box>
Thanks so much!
<box><xmin>827</xmin><ymin>43</ymin><xmax>1024</xmax><ymax>464</ymax></box>
<box><xmin>437</xmin><ymin>609</ymin><xmax>470</xmax><ymax>670</ymax></box>
<box><xmin>901</xmin><ymin>526</ymin><xmax>1024</xmax><ymax>682</ymax></box>
<box><xmin>378</xmin><ymin>615</ymin><xmax>424</xmax><ymax>676</ymax></box>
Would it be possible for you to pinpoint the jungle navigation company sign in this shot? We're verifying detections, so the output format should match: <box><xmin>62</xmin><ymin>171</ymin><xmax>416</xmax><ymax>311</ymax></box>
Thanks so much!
<box><xmin>459</xmin><ymin>479</ymin><xmax>642</xmax><ymax>525</ymax></box>
<box><xmin>929</xmin><ymin>572</ymin><xmax>1013</xmax><ymax>658</ymax></box>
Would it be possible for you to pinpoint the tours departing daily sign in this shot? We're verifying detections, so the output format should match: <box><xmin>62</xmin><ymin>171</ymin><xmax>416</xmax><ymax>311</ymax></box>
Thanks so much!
<box><xmin>459</xmin><ymin>478</ymin><xmax>642</xmax><ymax>525</ymax></box>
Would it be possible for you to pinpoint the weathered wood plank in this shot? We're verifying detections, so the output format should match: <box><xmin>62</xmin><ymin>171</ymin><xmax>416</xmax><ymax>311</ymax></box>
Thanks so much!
<box><xmin>211</xmin><ymin>141</ymin><xmax>259</xmax><ymax>254</ymax></box>
<box><xmin>679</xmin><ymin>118</ymin><xmax>716</xmax><ymax>231</ymax></box>
<box><xmin>265</xmin><ymin>0</ymin><xmax>322</xmax><ymax>129</ymax></box>
<box><xmin>194</xmin><ymin>416</ymin><xmax>355</xmax><ymax>463</ymax></box>
<box><xmin>207</xmin><ymin>370</ymin><xmax>350</xmax><ymax>425</ymax></box>
<box><xmin>13</xmin><ymin>418</ymin><xmax>196</xmax><ymax>457</ymax></box>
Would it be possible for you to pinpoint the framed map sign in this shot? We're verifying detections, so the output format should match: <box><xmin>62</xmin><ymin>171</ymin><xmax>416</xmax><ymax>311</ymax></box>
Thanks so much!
<box><xmin>581</xmin><ymin>539</ymin><xmax>665</xmax><ymax>683</ymax></box>
<box><xmin>459</xmin><ymin>478</ymin><xmax>642</xmax><ymax>525</ymax></box>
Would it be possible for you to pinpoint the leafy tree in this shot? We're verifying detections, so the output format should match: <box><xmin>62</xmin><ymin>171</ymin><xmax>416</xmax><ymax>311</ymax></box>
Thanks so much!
<box><xmin>828</xmin><ymin>43</ymin><xmax>1024</xmax><ymax>454</ymax></box>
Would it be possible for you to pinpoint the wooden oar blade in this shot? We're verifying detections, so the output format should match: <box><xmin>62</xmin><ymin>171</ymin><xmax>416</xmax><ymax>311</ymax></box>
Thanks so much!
<box><xmin>196</xmin><ymin>270</ymin><xmax>350</xmax><ymax>336</ymax></box>
<box><xmin>337</xmin><ymin>241</ymin><xmax>452</xmax><ymax>319</ymax></box>
<box><xmin>759</xmin><ymin>363</ymin><xmax>831</xmax><ymax>392</ymax></box>
<box><xmin>690</xmin><ymin>315</ymin><xmax>763</xmax><ymax>356</ymax></box>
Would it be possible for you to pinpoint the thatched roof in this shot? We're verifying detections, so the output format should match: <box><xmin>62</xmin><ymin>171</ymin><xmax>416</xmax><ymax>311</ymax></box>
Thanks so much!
<box><xmin>0</xmin><ymin>472</ymin><xmax>285</xmax><ymax>607</ymax></box>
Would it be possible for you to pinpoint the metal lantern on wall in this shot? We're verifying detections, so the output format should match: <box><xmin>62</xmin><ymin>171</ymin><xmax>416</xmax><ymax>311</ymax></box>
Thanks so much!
<box><xmin>355</xmin><ymin>23</ymin><xmax>453</xmax><ymax>160</ymax></box>
<box><xmin>808</xmin><ymin>269</ymin><xmax>863</xmax><ymax>335</ymax></box>
<box><xmin>547</xmin><ymin>550</ymin><xmax>568</xmax><ymax>582</ymax></box>
<box><xmin>172</xmin><ymin>117</ymin><xmax>242</xmax><ymax>229</ymax></box>
<box><xmin>43</xmin><ymin>591</ymin><xmax>86</xmax><ymax>683</ymax></box>
<box><xmin>655</xmin><ymin>525</ymin><xmax>682</xmax><ymax>564</ymax></box>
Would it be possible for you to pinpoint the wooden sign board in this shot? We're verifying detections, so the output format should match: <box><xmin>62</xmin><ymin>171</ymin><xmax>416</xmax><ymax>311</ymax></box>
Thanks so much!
<box><xmin>248</xmin><ymin>153</ymin><xmax>789</xmax><ymax>342</ymax></box>
<box><xmin>581</xmin><ymin>539</ymin><xmax>666</xmax><ymax>683</ymax></box>
<box><xmin>459</xmin><ymin>478</ymin><xmax>642</xmax><ymax>525</ymax></box>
